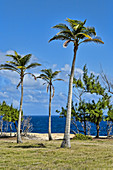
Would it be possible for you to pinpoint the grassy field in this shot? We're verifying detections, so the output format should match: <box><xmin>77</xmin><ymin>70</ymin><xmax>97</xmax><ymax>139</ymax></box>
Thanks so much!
<box><xmin>0</xmin><ymin>137</ymin><xmax>113</xmax><ymax>169</ymax></box>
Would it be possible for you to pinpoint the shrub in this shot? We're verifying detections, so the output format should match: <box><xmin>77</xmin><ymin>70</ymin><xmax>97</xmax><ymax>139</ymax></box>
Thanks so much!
<box><xmin>73</xmin><ymin>133</ymin><xmax>92</xmax><ymax>140</ymax></box>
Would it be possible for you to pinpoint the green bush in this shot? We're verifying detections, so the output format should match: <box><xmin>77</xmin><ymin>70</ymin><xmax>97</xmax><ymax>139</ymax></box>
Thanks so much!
<box><xmin>73</xmin><ymin>133</ymin><xmax>93</xmax><ymax>140</ymax></box>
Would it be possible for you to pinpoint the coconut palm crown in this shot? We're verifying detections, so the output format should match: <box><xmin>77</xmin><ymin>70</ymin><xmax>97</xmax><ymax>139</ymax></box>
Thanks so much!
<box><xmin>0</xmin><ymin>51</ymin><xmax>41</xmax><ymax>143</ymax></box>
<box><xmin>38</xmin><ymin>69</ymin><xmax>63</xmax><ymax>140</ymax></box>
<box><xmin>49</xmin><ymin>18</ymin><xmax>104</xmax><ymax>47</ymax></box>
<box><xmin>49</xmin><ymin>18</ymin><xmax>104</xmax><ymax>148</ymax></box>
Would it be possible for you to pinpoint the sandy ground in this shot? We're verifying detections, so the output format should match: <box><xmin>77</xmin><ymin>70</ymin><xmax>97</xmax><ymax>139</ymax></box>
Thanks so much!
<box><xmin>0</xmin><ymin>132</ymin><xmax>75</xmax><ymax>140</ymax></box>
<box><xmin>28</xmin><ymin>133</ymin><xmax>75</xmax><ymax>140</ymax></box>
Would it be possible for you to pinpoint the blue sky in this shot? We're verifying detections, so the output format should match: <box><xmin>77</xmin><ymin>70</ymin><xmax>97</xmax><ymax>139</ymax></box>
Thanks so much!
<box><xmin>0</xmin><ymin>0</ymin><xmax>113</xmax><ymax>115</ymax></box>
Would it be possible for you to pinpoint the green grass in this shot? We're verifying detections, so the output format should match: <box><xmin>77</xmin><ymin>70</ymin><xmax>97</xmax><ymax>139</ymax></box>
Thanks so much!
<box><xmin>0</xmin><ymin>138</ymin><xmax>113</xmax><ymax>169</ymax></box>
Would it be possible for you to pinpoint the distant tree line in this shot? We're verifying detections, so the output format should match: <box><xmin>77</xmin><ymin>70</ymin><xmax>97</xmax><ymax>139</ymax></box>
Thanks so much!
<box><xmin>57</xmin><ymin>65</ymin><xmax>113</xmax><ymax>138</ymax></box>
<box><xmin>0</xmin><ymin>101</ymin><xmax>33</xmax><ymax>136</ymax></box>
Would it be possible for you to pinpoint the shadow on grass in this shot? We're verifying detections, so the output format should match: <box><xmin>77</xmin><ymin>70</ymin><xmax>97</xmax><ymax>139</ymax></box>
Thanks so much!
<box><xmin>0</xmin><ymin>136</ymin><xmax>16</xmax><ymax>139</ymax></box>
<box><xmin>9</xmin><ymin>143</ymin><xmax>46</xmax><ymax>149</ymax></box>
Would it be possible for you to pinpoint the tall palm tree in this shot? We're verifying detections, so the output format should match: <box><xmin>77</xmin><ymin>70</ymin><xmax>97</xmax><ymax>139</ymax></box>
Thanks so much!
<box><xmin>0</xmin><ymin>51</ymin><xmax>41</xmax><ymax>143</ymax></box>
<box><xmin>38</xmin><ymin>69</ymin><xmax>63</xmax><ymax>140</ymax></box>
<box><xmin>49</xmin><ymin>18</ymin><xmax>104</xmax><ymax>148</ymax></box>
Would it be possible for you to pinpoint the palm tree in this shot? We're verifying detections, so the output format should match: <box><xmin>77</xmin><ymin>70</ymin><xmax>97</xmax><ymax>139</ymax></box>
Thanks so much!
<box><xmin>49</xmin><ymin>18</ymin><xmax>104</xmax><ymax>148</ymax></box>
<box><xmin>38</xmin><ymin>69</ymin><xmax>63</xmax><ymax>140</ymax></box>
<box><xmin>0</xmin><ymin>51</ymin><xmax>41</xmax><ymax>143</ymax></box>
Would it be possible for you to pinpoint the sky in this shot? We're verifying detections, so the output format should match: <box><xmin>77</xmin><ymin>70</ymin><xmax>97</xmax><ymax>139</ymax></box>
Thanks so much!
<box><xmin>0</xmin><ymin>0</ymin><xmax>113</xmax><ymax>115</ymax></box>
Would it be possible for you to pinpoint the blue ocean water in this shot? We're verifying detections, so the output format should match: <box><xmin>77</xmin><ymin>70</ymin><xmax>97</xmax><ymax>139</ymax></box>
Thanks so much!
<box><xmin>1</xmin><ymin>116</ymin><xmax>111</xmax><ymax>136</ymax></box>
<box><xmin>30</xmin><ymin>116</ymin><xmax>108</xmax><ymax>136</ymax></box>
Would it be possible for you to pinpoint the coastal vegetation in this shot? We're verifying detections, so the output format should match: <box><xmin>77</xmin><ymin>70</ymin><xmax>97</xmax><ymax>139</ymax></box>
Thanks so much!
<box><xmin>49</xmin><ymin>18</ymin><xmax>104</xmax><ymax>148</ymax></box>
<box><xmin>0</xmin><ymin>18</ymin><xmax>109</xmax><ymax>152</ymax></box>
<box><xmin>58</xmin><ymin>65</ymin><xmax>112</xmax><ymax>138</ymax></box>
<box><xmin>0</xmin><ymin>101</ymin><xmax>22</xmax><ymax>135</ymax></box>
<box><xmin>37</xmin><ymin>69</ymin><xmax>63</xmax><ymax>140</ymax></box>
<box><xmin>0</xmin><ymin>51</ymin><xmax>41</xmax><ymax>143</ymax></box>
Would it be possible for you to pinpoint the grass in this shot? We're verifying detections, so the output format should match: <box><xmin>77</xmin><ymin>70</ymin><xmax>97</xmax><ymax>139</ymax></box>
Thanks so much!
<box><xmin>0</xmin><ymin>137</ymin><xmax>113</xmax><ymax>169</ymax></box>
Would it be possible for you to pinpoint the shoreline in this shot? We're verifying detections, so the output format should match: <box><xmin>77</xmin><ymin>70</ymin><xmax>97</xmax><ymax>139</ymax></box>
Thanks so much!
<box><xmin>0</xmin><ymin>132</ymin><xmax>109</xmax><ymax>140</ymax></box>
<box><xmin>0</xmin><ymin>132</ymin><xmax>75</xmax><ymax>140</ymax></box>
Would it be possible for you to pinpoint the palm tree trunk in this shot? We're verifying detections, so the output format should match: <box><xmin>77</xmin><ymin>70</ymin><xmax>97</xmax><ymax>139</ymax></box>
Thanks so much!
<box><xmin>48</xmin><ymin>84</ymin><xmax>53</xmax><ymax>140</ymax></box>
<box><xmin>0</xmin><ymin>118</ymin><xmax>3</xmax><ymax>136</ymax></box>
<box><xmin>17</xmin><ymin>76</ymin><xmax>23</xmax><ymax>143</ymax></box>
<box><xmin>61</xmin><ymin>45</ymin><xmax>78</xmax><ymax>148</ymax></box>
<box><xmin>10</xmin><ymin>123</ymin><xmax>12</xmax><ymax>136</ymax></box>
<box><xmin>96</xmin><ymin>124</ymin><xmax>100</xmax><ymax>138</ymax></box>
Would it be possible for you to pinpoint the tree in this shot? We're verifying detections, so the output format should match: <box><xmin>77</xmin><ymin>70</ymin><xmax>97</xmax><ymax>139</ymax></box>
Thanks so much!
<box><xmin>49</xmin><ymin>18</ymin><xmax>104</xmax><ymax>148</ymax></box>
<box><xmin>73</xmin><ymin>65</ymin><xmax>110</xmax><ymax>138</ymax></box>
<box><xmin>0</xmin><ymin>101</ymin><xmax>23</xmax><ymax>136</ymax></box>
<box><xmin>58</xmin><ymin>65</ymin><xmax>110</xmax><ymax>138</ymax></box>
<box><xmin>4</xmin><ymin>104</ymin><xmax>22</xmax><ymax>135</ymax></box>
<box><xmin>22</xmin><ymin>116</ymin><xmax>33</xmax><ymax>136</ymax></box>
<box><xmin>38</xmin><ymin>69</ymin><xmax>63</xmax><ymax>140</ymax></box>
<box><xmin>0</xmin><ymin>51</ymin><xmax>41</xmax><ymax>143</ymax></box>
<box><xmin>86</xmin><ymin>94</ymin><xmax>110</xmax><ymax>138</ymax></box>
<box><xmin>73</xmin><ymin>65</ymin><xmax>105</xmax><ymax>97</ymax></box>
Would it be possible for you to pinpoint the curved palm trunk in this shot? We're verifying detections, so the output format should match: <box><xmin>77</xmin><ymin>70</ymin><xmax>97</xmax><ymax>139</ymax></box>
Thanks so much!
<box><xmin>61</xmin><ymin>45</ymin><xmax>77</xmax><ymax>148</ymax></box>
<box><xmin>17</xmin><ymin>76</ymin><xmax>23</xmax><ymax>143</ymax></box>
<box><xmin>48</xmin><ymin>84</ymin><xmax>53</xmax><ymax>140</ymax></box>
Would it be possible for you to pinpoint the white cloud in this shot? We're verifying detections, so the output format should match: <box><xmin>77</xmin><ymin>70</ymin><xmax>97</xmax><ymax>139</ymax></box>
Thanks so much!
<box><xmin>6</xmin><ymin>50</ymin><xmax>15</xmax><ymax>55</ymax></box>
<box><xmin>13</xmin><ymin>99</ymin><xmax>19</xmax><ymax>108</ymax></box>
<box><xmin>90</xmin><ymin>71</ymin><xmax>99</xmax><ymax>77</ymax></box>
<box><xmin>75</xmin><ymin>68</ymin><xmax>83</xmax><ymax>76</ymax></box>
<box><xmin>0</xmin><ymin>92</ymin><xmax>8</xmax><ymax>98</ymax></box>
<box><xmin>61</xmin><ymin>64</ymin><xmax>71</xmax><ymax>72</ymax></box>
<box><xmin>52</xmin><ymin>64</ymin><xmax>57</xmax><ymax>69</ymax></box>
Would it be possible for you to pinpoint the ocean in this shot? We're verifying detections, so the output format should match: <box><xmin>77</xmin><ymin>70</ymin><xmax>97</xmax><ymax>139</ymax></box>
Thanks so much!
<box><xmin>1</xmin><ymin>116</ymin><xmax>111</xmax><ymax>136</ymax></box>
<box><xmin>30</xmin><ymin>116</ymin><xmax>109</xmax><ymax>136</ymax></box>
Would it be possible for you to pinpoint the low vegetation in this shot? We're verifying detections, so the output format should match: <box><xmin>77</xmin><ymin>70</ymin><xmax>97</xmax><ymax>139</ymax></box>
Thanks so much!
<box><xmin>0</xmin><ymin>137</ymin><xmax>113</xmax><ymax>169</ymax></box>
<box><xmin>73</xmin><ymin>134</ymin><xmax>93</xmax><ymax>140</ymax></box>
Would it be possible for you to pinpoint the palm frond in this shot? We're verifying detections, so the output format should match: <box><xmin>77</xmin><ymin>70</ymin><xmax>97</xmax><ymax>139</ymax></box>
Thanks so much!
<box><xmin>92</xmin><ymin>38</ymin><xmax>104</xmax><ymax>44</ymax></box>
<box><xmin>6</xmin><ymin>61</ymin><xmax>19</xmax><ymax>67</ymax></box>
<box><xmin>26</xmin><ymin>63</ymin><xmax>41</xmax><ymax>69</ymax></box>
<box><xmin>57</xmin><ymin>30</ymin><xmax>74</xmax><ymax>38</ymax></box>
<box><xmin>66</xmin><ymin>18</ymin><xmax>86</xmax><ymax>29</ymax></box>
<box><xmin>47</xmin><ymin>84</ymin><xmax>49</xmax><ymax>93</ymax></box>
<box><xmin>17</xmin><ymin>81</ymin><xmax>21</xmax><ymax>89</ymax></box>
<box><xmin>49</xmin><ymin>35</ymin><xmax>70</xmax><ymax>42</ymax></box>
<box><xmin>76</xmin><ymin>32</ymin><xmax>92</xmax><ymax>39</ymax></box>
<box><xmin>53</xmin><ymin>78</ymin><xmax>64</xmax><ymax>82</ymax></box>
<box><xmin>17</xmin><ymin>66</ymin><xmax>26</xmax><ymax>69</ymax></box>
<box><xmin>52</xmin><ymin>24</ymin><xmax>70</xmax><ymax>31</ymax></box>
<box><xmin>52</xmin><ymin>85</ymin><xmax>55</xmax><ymax>98</ymax></box>
<box><xmin>37</xmin><ymin>74</ymin><xmax>50</xmax><ymax>83</ymax></box>
<box><xmin>84</xmin><ymin>27</ymin><xmax>96</xmax><ymax>36</ymax></box>
<box><xmin>52</xmin><ymin>71</ymin><xmax>61</xmax><ymax>78</ymax></box>
<box><xmin>6</xmin><ymin>51</ymin><xmax>21</xmax><ymax>63</ymax></box>
<box><xmin>38</xmin><ymin>73</ymin><xmax>49</xmax><ymax>79</ymax></box>
<box><xmin>24</xmin><ymin>73</ymin><xmax>37</xmax><ymax>80</ymax></box>
<box><xmin>14</xmin><ymin>51</ymin><xmax>21</xmax><ymax>59</ymax></box>
<box><xmin>6</xmin><ymin>54</ymin><xmax>19</xmax><ymax>63</ymax></box>
<box><xmin>63</xmin><ymin>40</ymin><xmax>71</xmax><ymax>48</ymax></box>
<box><xmin>0</xmin><ymin>64</ymin><xmax>20</xmax><ymax>74</ymax></box>
<box><xmin>19</xmin><ymin>54</ymin><xmax>32</xmax><ymax>66</ymax></box>
<box><xmin>41</xmin><ymin>69</ymin><xmax>52</xmax><ymax>78</ymax></box>
<box><xmin>79</xmin><ymin>37</ymin><xmax>104</xmax><ymax>45</ymax></box>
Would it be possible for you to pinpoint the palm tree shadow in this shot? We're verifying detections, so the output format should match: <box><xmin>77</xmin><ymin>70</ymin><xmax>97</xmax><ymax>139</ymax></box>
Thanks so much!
<box><xmin>10</xmin><ymin>143</ymin><xmax>46</xmax><ymax>149</ymax></box>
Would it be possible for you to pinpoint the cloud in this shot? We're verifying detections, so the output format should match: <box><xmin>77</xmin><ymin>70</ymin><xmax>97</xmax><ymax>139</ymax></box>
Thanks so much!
<box><xmin>75</xmin><ymin>68</ymin><xmax>83</xmax><ymax>77</ymax></box>
<box><xmin>0</xmin><ymin>92</ymin><xmax>8</xmax><ymax>98</ymax></box>
<box><xmin>61</xmin><ymin>64</ymin><xmax>71</xmax><ymax>72</ymax></box>
<box><xmin>52</xmin><ymin>64</ymin><xmax>57</xmax><ymax>69</ymax></box>
<box><xmin>0</xmin><ymin>50</ymin><xmax>102</xmax><ymax>115</ymax></box>
<box><xmin>13</xmin><ymin>99</ymin><xmax>19</xmax><ymax>108</ymax></box>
